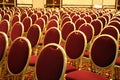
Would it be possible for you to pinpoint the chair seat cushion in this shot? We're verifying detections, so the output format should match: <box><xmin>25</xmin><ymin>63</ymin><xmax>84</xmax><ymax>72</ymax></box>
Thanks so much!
<box><xmin>29</xmin><ymin>55</ymin><xmax>37</xmax><ymax>66</ymax></box>
<box><xmin>66</xmin><ymin>64</ymin><xmax>76</xmax><ymax>73</ymax></box>
<box><xmin>65</xmin><ymin>70</ymin><xmax>108</xmax><ymax>80</ymax></box>
<box><xmin>116</xmin><ymin>57</ymin><xmax>120</xmax><ymax>65</ymax></box>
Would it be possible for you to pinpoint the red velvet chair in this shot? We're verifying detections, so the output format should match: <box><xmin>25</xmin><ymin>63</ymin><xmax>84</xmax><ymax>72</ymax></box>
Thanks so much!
<box><xmin>10</xmin><ymin>21</ymin><xmax>24</xmax><ymax>42</ymax></box>
<box><xmin>11</xmin><ymin>15</ymin><xmax>20</xmax><ymax>28</ymax></box>
<box><xmin>35</xmin><ymin>43</ymin><xmax>67</xmax><ymax>80</ymax></box>
<box><xmin>7</xmin><ymin>37</ymin><xmax>32</xmax><ymax>80</ymax></box>
<box><xmin>0</xmin><ymin>32</ymin><xmax>8</xmax><ymax>77</ymax></box>
<box><xmin>61</xmin><ymin>21</ymin><xmax>76</xmax><ymax>42</ymax></box>
<box><xmin>90</xmin><ymin>19</ymin><xmax>103</xmax><ymax>37</ymax></box>
<box><xmin>0</xmin><ymin>19</ymin><xmax>10</xmax><ymax>34</ymax></box>
<box><xmin>43</xmin><ymin>27</ymin><xmax>61</xmax><ymax>46</ymax></box>
<box><xmin>75</xmin><ymin>18</ymin><xmax>86</xmax><ymax>30</ymax></box>
<box><xmin>65</xmin><ymin>34</ymin><xmax>118</xmax><ymax>80</ymax></box>
<box><xmin>22</xmin><ymin>16</ymin><xmax>32</xmax><ymax>33</ymax></box>
<box><xmin>65</xmin><ymin>30</ymin><xmax>87</xmax><ymax>73</ymax></box>
<box><xmin>30</xmin><ymin>13</ymin><xmax>38</xmax><ymax>24</ymax></box>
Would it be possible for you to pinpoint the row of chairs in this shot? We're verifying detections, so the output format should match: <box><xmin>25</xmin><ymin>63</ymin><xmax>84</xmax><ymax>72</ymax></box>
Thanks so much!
<box><xmin>0</xmin><ymin>7</ymin><xmax>120</xmax><ymax>79</ymax></box>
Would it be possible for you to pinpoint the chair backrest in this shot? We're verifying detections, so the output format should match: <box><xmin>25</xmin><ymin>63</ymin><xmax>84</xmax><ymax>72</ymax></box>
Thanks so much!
<box><xmin>43</xmin><ymin>27</ymin><xmax>61</xmax><ymax>46</ymax></box>
<box><xmin>101</xmin><ymin>26</ymin><xmax>119</xmax><ymax>42</ymax></box>
<box><xmin>7</xmin><ymin>37</ymin><xmax>32</xmax><ymax>75</ymax></box>
<box><xmin>98</xmin><ymin>16</ymin><xmax>107</xmax><ymax>28</ymax></box>
<box><xmin>22</xmin><ymin>16</ymin><xmax>32</xmax><ymax>32</ymax></box>
<box><xmin>78</xmin><ymin>23</ymin><xmax>94</xmax><ymax>43</ymax></box>
<box><xmin>11</xmin><ymin>15</ymin><xmax>20</xmax><ymax>27</ymax></box>
<box><xmin>108</xmin><ymin>20</ymin><xmax>120</xmax><ymax>32</ymax></box>
<box><xmin>0</xmin><ymin>32</ymin><xmax>8</xmax><ymax>63</ymax></box>
<box><xmin>27</xmin><ymin>24</ymin><xmax>41</xmax><ymax>48</ymax></box>
<box><xmin>90</xmin><ymin>19</ymin><xmax>103</xmax><ymax>36</ymax></box>
<box><xmin>35</xmin><ymin>18</ymin><xmax>45</xmax><ymax>32</ymax></box>
<box><xmin>21</xmin><ymin>12</ymin><xmax>28</xmax><ymax>22</ymax></box>
<box><xmin>89</xmin><ymin>34</ymin><xmax>118</xmax><ymax>68</ymax></box>
<box><xmin>61</xmin><ymin>21</ymin><xmax>76</xmax><ymax>41</ymax></box>
<box><xmin>41</xmin><ymin>15</ymin><xmax>48</xmax><ymax>24</ymax></box>
<box><xmin>0</xmin><ymin>19</ymin><xmax>10</xmax><ymax>34</ymax></box>
<box><xmin>65</xmin><ymin>30</ymin><xmax>87</xmax><ymax>59</ymax></box>
<box><xmin>45</xmin><ymin>19</ymin><xmax>59</xmax><ymax>31</ymax></box>
<box><xmin>61</xmin><ymin>16</ymin><xmax>72</xmax><ymax>28</ymax></box>
<box><xmin>3</xmin><ymin>13</ymin><xmax>11</xmax><ymax>21</ymax></box>
<box><xmin>71</xmin><ymin>14</ymin><xmax>80</xmax><ymax>23</ymax></box>
<box><xmin>10</xmin><ymin>21</ymin><xmax>24</xmax><ymax>41</ymax></box>
<box><xmin>35</xmin><ymin>43</ymin><xmax>67</xmax><ymax>80</ymax></box>
<box><xmin>75</xmin><ymin>18</ymin><xmax>86</xmax><ymax>30</ymax></box>
<box><xmin>30</xmin><ymin>13</ymin><xmax>38</xmax><ymax>24</ymax></box>
<box><xmin>83</xmin><ymin>15</ymin><xmax>92</xmax><ymax>23</ymax></box>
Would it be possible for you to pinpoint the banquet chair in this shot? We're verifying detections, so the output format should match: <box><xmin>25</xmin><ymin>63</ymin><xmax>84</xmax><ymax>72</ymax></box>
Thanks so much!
<box><xmin>35</xmin><ymin>43</ymin><xmax>67</xmax><ymax>80</ymax></box>
<box><xmin>42</xmin><ymin>27</ymin><xmax>61</xmax><ymax>46</ymax></box>
<box><xmin>10</xmin><ymin>21</ymin><xmax>24</xmax><ymax>42</ymax></box>
<box><xmin>45</xmin><ymin>19</ymin><xmax>59</xmax><ymax>32</ymax></box>
<box><xmin>65</xmin><ymin>34</ymin><xmax>118</xmax><ymax>80</ymax></box>
<box><xmin>65</xmin><ymin>30</ymin><xmax>87</xmax><ymax>73</ymax></box>
<box><xmin>98</xmin><ymin>16</ymin><xmax>107</xmax><ymax>28</ymax></box>
<box><xmin>108</xmin><ymin>20</ymin><xmax>120</xmax><ymax>32</ymax></box>
<box><xmin>6</xmin><ymin>37</ymin><xmax>32</xmax><ymax>80</ymax></box>
<box><xmin>100</xmin><ymin>26</ymin><xmax>119</xmax><ymax>42</ymax></box>
<box><xmin>71</xmin><ymin>14</ymin><xmax>80</xmax><ymax>23</ymax></box>
<box><xmin>34</xmin><ymin>18</ymin><xmax>45</xmax><ymax>32</ymax></box>
<box><xmin>41</xmin><ymin>15</ymin><xmax>48</xmax><ymax>25</ymax></box>
<box><xmin>0</xmin><ymin>32</ymin><xmax>8</xmax><ymax>77</ymax></box>
<box><xmin>0</xmin><ymin>19</ymin><xmax>10</xmax><ymax>34</ymax></box>
<box><xmin>90</xmin><ymin>19</ymin><xmax>103</xmax><ymax>37</ymax></box>
<box><xmin>83</xmin><ymin>15</ymin><xmax>92</xmax><ymax>23</ymax></box>
<box><xmin>10</xmin><ymin>15</ymin><xmax>20</xmax><ymax>28</ymax></box>
<box><xmin>30</xmin><ymin>13</ymin><xmax>38</xmax><ymax>24</ymax></box>
<box><xmin>75</xmin><ymin>18</ymin><xmax>86</xmax><ymax>30</ymax></box>
<box><xmin>60</xmin><ymin>16</ymin><xmax>72</xmax><ymax>29</ymax></box>
<box><xmin>3</xmin><ymin>13</ymin><xmax>11</xmax><ymax>22</ymax></box>
<box><xmin>21</xmin><ymin>12</ymin><xmax>28</xmax><ymax>22</ymax></box>
<box><xmin>26</xmin><ymin>24</ymin><xmax>41</xmax><ymax>55</ymax></box>
<box><xmin>61</xmin><ymin>21</ymin><xmax>76</xmax><ymax>42</ymax></box>
<box><xmin>22</xmin><ymin>16</ymin><xmax>32</xmax><ymax>34</ymax></box>
<box><xmin>78</xmin><ymin>23</ymin><xmax>94</xmax><ymax>70</ymax></box>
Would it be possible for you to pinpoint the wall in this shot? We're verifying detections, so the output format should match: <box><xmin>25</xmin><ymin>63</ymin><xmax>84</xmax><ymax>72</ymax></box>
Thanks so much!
<box><xmin>33</xmin><ymin>0</ymin><xmax>44</xmax><ymax>8</ymax></box>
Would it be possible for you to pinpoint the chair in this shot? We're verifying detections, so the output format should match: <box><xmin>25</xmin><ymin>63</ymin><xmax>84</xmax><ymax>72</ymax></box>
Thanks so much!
<box><xmin>22</xmin><ymin>16</ymin><xmax>32</xmax><ymax>33</ymax></box>
<box><xmin>21</xmin><ymin>12</ymin><xmax>28</xmax><ymax>22</ymax></box>
<box><xmin>75</xmin><ymin>18</ymin><xmax>86</xmax><ymax>30</ymax></box>
<box><xmin>10</xmin><ymin>21</ymin><xmax>24</xmax><ymax>42</ymax></box>
<box><xmin>78</xmin><ymin>23</ymin><xmax>94</xmax><ymax>44</ymax></box>
<box><xmin>49</xmin><ymin>14</ymin><xmax>59</xmax><ymax>21</ymax></box>
<box><xmin>7</xmin><ymin>37</ymin><xmax>32</xmax><ymax>80</ymax></box>
<box><xmin>45</xmin><ymin>19</ymin><xmax>59</xmax><ymax>32</ymax></box>
<box><xmin>26</xmin><ymin>24</ymin><xmax>41</xmax><ymax>51</ymax></box>
<box><xmin>35</xmin><ymin>43</ymin><xmax>67</xmax><ymax>80</ymax></box>
<box><xmin>10</xmin><ymin>15</ymin><xmax>20</xmax><ymax>28</ymax></box>
<box><xmin>41</xmin><ymin>15</ymin><xmax>48</xmax><ymax>24</ymax></box>
<box><xmin>60</xmin><ymin>16</ymin><xmax>72</xmax><ymax>29</ymax></box>
<box><xmin>83</xmin><ymin>15</ymin><xmax>92</xmax><ymax>23</ymax></box>
<box><xmin>108</xmin><ymin>21</ymin><xmax>120</xmax><ymax>32</ymax></box>
<box><xmin>100</xmin><ymin>26</ymin><xmax>119</xmax><ymax>42</ymax></box>
<box><xmin>61</xmin><ymin>21</ymin><xmax>76</xmax><ymax>42</ymax></box>
<box><xmin>42</xmin><ymin>27</ymin><xmax>61</xmax><ymax>46</ymax></box>
<box><xmin>71</xmin><ymin>14</ymin><xmax>80</xmax><ymax>23</ymax></box>
<box><xmin>0</xmin><ymin>19</ymin><xmax>10</xmax><ymax>34</ymax></box>
<box><xmin>34</xmin><ymin>18</ymin><xmax>45</xmax><ymax>32</ymax></box>
<box><xmin>65</xmin><ymin>30</ymin><xmax>87</xmax><ymax>73</ymax></box>
<box><xmin>0</xmin><ymin>32</ymin><xmax>8</xmax><ymax>77</ymax></box>
<box><xmin>65</xmin><ymin>34</ymin><xmax>118</xmax><ymax>80</ymax></box>
<box><xmin>3</xmin><ymin>13</ymin><xmax>11</xmax><ymax>22</ymax></box>
<box><xmin>90</xmin><ymin>19</ymin><xmax>103</xmax><ymax>37</ymax></box>
<box><xmin>30</xmin><ymin>13</ymin><xmax>38</xmax><ymax>24</ymax></box>
<box><xmin>98</xmin><ymin>16</ymin><xmax>107</xmax><ymax>28</ymax></box>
